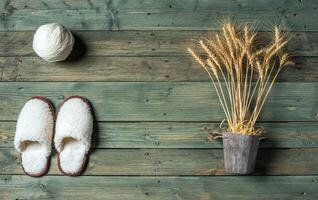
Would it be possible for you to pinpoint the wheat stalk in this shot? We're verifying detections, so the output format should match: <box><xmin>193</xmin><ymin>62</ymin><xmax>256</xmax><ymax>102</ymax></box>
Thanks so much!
<box><xmin>188</xmin><ymin>21</ymin><xmax>293</xmax><ymax>135</ymax></box>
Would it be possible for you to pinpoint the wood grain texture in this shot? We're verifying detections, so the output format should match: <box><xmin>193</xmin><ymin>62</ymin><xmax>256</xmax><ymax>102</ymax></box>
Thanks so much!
<box><xmin>1</xmin><ymin>175</ymin><xmax>317</xmax><ymax>200</ymax></box>
<box><xmin>1</xmin><ymin>148</ymin><xmax>318</xmax><ymax>175</ymax></box>
<box><xmin>1</xmin><ymin>0</ymin><xmax>317</xmax><ymax>198</ymax></box>
<box><xmin>1</xmin><ymin>122</ymin><xmax>318</xmax><ymax>148</ymax></box>
<box><xmin>0</xmin><ymin>82</ymin><xmax>316</xmax><ymax>121</ymax></box>
<box><xmin>0</xmin><ymin>31</ymin><xmax>317</xmax><ymax>57</ymax></box>
<box><xmin>3</xmin><ymin>0</ymin><xmax>317</xmax><ymax>11</ymax></box>
<box><xmin>0</xmin><ymin>56</ymin><xmax>317</xmax><ymax>82</ymax></box>
<box><xmin>1</xmin><ymin>0</ymin><xmax>317</xmax><ymax>31</ymax></box>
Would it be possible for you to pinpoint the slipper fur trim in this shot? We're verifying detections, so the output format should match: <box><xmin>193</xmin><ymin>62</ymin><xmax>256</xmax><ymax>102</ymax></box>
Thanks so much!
<box><xmin>14</xmin><ymin>97</ymin><xmax>54</xmax><ymax>157</ymax></box>
<box><xmin>54</xmin><ymin>96</ymin><xmax>93</xmax><ymax>154</ymax></box>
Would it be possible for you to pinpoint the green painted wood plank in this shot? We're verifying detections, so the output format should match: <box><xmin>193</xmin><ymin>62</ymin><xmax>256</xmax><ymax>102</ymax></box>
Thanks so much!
<box><xmin>1</xmin><ymin>122</ymin><xmax>318</xmax><ymax>148</ymax></box>
<box><xmin>1</xmin><ymin>0</ymin><xmax>317</xmax><ymax>31</ymax></box>
<box><xmin>0</xmin><ymin>82</ymin><xmax>316</xmax><ymax>121</ymax></box>
<box><xmin>1</xmin><ymin>148</ymin><xmax>318</xmax><ymax>175</ymax></box>
<box><xmin>1</xmin><ymin>175</ymin><xmax>317</xmax><ymax>200</ymax></box>
<box><xmin>0</xmin><ymin>31</ymin><xmax>316</xmax><ymax>57</ymax></box>
<box><xmin>2</xmin><ymin>0</ymin><xmax>317</xmax><ymax>11</ymax></box>
<box><xmin>0</xmin><ymin>56</ymin><xmax>316</xmax><ymax>82</ymax></box>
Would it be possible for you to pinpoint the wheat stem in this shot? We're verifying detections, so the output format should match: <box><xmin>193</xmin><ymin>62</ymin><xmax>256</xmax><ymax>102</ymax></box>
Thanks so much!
<box><xmin>188</xmin><ymin>22</ymin><xmax>291</xmax><ymax>135</ymax></box>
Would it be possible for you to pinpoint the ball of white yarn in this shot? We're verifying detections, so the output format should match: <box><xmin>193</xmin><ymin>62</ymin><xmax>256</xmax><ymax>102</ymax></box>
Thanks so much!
<box><xmin>33</xmin><ymin>23</ymin><xmax>74</xmax><ymax>62</ymax></box>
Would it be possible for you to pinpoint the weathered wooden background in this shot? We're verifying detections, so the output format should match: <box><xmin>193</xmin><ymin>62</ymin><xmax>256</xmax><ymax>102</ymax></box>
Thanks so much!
<box><xmin>0</xmin><ymin>0</ymin><xmax>318</xmax><ymax>199</ymax></box>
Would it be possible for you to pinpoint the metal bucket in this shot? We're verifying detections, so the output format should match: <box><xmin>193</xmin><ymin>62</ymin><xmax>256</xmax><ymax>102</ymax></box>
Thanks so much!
<box><xmin>223</xmin><ymin>132</ymin><xmax>260</xmax><ymax>174</ymax></box>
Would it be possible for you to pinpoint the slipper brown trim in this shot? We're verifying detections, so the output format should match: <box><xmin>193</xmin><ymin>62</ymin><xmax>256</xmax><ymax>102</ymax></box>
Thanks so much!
<box><xmin>29</xmin><ymin>96</ymin><xmax>55</xmax><ymax>117</ymax></box>
<box><xmin>22</xmin><ymin>157</ymin><xmax>50</xmax><ymax>177</ymax></box>
<box><xmin>59</xmin><ymin>95</ymin><xmax>93</xmax><ymax>113</ymax></box>
<box><xmin>56</xmin><ymin>96</ymin><xmax>93</xmax><ymax>176</ymax></box>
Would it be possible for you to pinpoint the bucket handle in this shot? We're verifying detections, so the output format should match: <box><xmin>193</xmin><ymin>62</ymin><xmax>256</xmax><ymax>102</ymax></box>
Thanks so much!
<box><xmin>207</xmin><ymin>132</ymin><xmax>223</xmax><ymax>141</ymax></box>
<box><xmin>259</xmin><ymin>137</ymin><xmax>266</xmax><ymax>141</ymax></box>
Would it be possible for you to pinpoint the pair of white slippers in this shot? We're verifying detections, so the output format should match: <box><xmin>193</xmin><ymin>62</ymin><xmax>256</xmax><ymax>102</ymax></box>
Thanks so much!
<box><xmin>14</xmin><ymin>96</ymin><xmax>93</xmax><ymax>177</ymax></box>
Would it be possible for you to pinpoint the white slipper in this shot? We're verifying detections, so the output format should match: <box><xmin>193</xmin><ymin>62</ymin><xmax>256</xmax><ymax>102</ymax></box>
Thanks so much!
<box><xmin>14</xmin><ymin>97</ymin><xmax>54</xmax><ymax>177</ymax></box>
<box><xmin>55</xmin><ymin>96</ymin><xmax>93</xmax><ymax>176</ymax></box>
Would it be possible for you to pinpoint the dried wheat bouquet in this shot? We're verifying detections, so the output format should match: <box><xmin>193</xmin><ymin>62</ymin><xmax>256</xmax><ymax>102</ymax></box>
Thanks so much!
<box><xmin>188</xmin><ymin>21</ymin><xmax>293</xmax><ymax>136</ymax></box>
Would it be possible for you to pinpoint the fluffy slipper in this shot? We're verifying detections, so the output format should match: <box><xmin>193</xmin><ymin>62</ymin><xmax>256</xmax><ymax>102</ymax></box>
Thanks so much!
<box><xmin>14</xmin><ymin>97</ymin><xmax>54</xmax><ymax>177</ymax></box>
<box><xmin>55</xmin><ymin>96</ymin><xmax>93</xmax><ymax>176</ymax></box>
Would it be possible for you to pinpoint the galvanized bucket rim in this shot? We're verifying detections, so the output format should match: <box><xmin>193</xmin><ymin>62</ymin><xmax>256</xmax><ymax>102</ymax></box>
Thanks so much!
<box><xmin>222</xmin><ymin>132</ymin><xmax>261</xmax><ymax>139</ymax></box>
